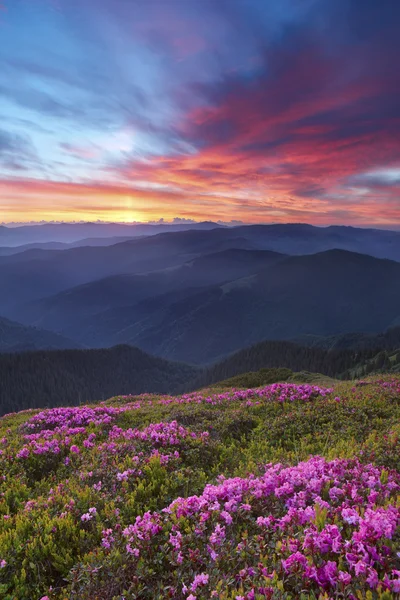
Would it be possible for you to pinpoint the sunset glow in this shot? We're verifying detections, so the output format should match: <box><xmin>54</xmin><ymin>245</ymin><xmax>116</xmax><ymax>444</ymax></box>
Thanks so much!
<box><xmin>1</xmin><ymin>0</ymin><xmax>400</xmax><ymax>226</ymax></box>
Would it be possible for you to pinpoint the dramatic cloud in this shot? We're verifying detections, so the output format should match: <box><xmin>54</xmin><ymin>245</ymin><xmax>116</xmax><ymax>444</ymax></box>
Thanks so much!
<box><xmin>0</xmin><ymin>129</ymin><xmax>38</xmax><ymax>172</ymax></box>
<box><xmin>0</xmin><ymin>0</ymin><xmax>400</xmax><ymax>226</ymax></box>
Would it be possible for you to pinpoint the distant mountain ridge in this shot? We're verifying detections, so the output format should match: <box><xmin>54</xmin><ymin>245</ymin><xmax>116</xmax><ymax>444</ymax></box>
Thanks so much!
<box><xmin>2</xmin><ymin>221</ymin><xmax>400</xmax><ymax>253</ymax></box>
<box><xmin>0</xmin><ymin>222</ymin><xmax>399</xmax><ymax>310</ymax></box>
<box><xmin>6</xmin><ymin>248</ymin><xmax>400</xmax><ymax>364</ymax></box>
<box><xmin>13</xmin><ymin>248</ymin><xmax>285</xmax><ymax>335</ymax></box>
<box><xmin>77</xmin><ymin>249</ymin><xmax>400</xmax><ymax>364</ymax></box>
<box><xmin>0</xmin><ymin>221</ymin><xmax>223</xmax><ymax>246</ymax></box>
<box><xmin>1</xmin><ymin>222</ymin><xmax>400</xmax><ymax>313</ymax></box>
<box><xmin>0</xmin><ymin>316</ymin><xmax>80</xmax><ymax>353</ymax></box>
<box><xmin>0</xmin><ymin>236</ymin><xmax>143</xmax><ymax>256</ymax></box>
<box><xmin>0</xmin><ymin>227</ymin><xmax>254</xmax><ymax>311</ymax></box>
<box><xmin>2</xmin><ymin>224</ymin><xmax>400</xmax><ymax>366</ymax></box>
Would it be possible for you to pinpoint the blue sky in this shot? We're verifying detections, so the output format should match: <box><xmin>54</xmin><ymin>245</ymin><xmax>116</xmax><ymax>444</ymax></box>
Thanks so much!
<box><xmin>1</xmin><ymin>0</ymin><xmax>400</xmax><ymax>226</ymax></box>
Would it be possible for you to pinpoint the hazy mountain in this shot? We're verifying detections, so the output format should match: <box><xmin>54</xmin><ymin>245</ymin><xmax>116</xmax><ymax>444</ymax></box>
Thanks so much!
<box><xmin>0</xmin><ymin>316</ymin><xmax>81</xmax><ymax>353</ymax></box>
<box><xmin>0</xmin><ymin>241</ymin><xmax>70</xmax><ymax>255</ymax></box>
<box><xmin>230</xmin><ymin>223</ymin><xmax>400</xmax><ymax>261</ymax></box>
<box><xmin>3</xmin><ymin>225</ymin><xmax>400</xmax><ymax>364</ymax></box>
<box><xmin>3</xmin><ymin>222</ymin><xmax>400</xmax><ymax>259</ymax></box>
<box><xmin>2</xmin><ymin>223</ymin><xmax>400</xmax><ymax>314</ymax></box>
<box><xmin>0</xmin><ymin>229</ymin><xmax>250</xmax><ymax>313</ymax></box>
<box><xmin>14</xmin><ymin>249</ymin><xmax>285</xmax><ymax>334</ymax></box>
<box><xmin>0</xmin><ymin>221</ymin><xmax>223</xmax><ymax>247</ymax></box>
<box><xmin>107</xmin><ymin>250</ymin><xmax>400</xmax><ymax>364</ymax></box>
<box><xmin>6</xmin><ymin>242</ymin><xmax>400</xmax><ymax>362</ymax></box>
<box><xmin>0</xmin><ymin>236</ymin><xmax>140</xmax><ymax>256</ymax></box>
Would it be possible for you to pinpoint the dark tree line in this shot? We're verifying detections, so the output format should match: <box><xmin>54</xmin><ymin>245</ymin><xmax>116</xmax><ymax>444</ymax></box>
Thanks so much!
<box><xmin>1</xmin><ymin>341</ymin><xmax>398</xmax><ymax>416</ymax></box>
<box><xmin>196</xmin><ymin>340</ymin><xmax>386</xmax><ymax>387</ymax></box>
<box><xmin>0</xmin><ymin>345</ymin><xmax>196</xmax><ymax>416</ymax></box>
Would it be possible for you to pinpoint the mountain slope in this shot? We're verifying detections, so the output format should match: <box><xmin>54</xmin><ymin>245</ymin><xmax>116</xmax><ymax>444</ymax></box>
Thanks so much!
<box><xmin>197</xmin><ymin>339</ymin><xmax>379</xmax><ymax>386</ymax></box>
<box><xmin>11</xmin><ymin>248</ymin><xmax>400</xmax><ymax>363</ymax></box>
<box><xmin>0</xmin><ymin>229</ymin><xmax>248</xmax><ymax>313</ymax></box>
<box><xmin>2</xmin><ymin>327</ymin><xmax>399</xmax><ymax>415</ymax></box>
<box><xmin>14</xmin><ymin>249</ymin><xmax>285</xmax><ymax>333</ymax></box>
<box><xmin>292</xmin><ymin>326</ymin><xmax>400</xmax><ymax>351</ymax></box>
<box><xmin>0</xmin><ymin>316</ymin><xmax>81</xmax><ymax>353</ymax></box>
<box><xmin>2</xmin><ymin>222</ymin><xmax>400</xmax><ymax>315</ymax></box>
<box><xmin>0</xmin><ymin>337</ymin><xmax>386</xmax><ymax>416</ymax></box>
<box><xmin>117</xmin><ymin>250</ymin><xmax>400</xmax><ymax>363</ymax></box>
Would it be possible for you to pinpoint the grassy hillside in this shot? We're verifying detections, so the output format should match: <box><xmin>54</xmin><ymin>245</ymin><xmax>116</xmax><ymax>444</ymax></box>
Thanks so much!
<box><xmin>208</xmin><ymin>367</ymin><xmax>294</xmax><ymax>388</ymax></box>
<box><xmin>0</xmin><ymin>375</ymin><xmax>399</xmax><ymax>599</ymax></box>
<box><xmin>207</xmin><ymin>367</ymin><xmax>339</xmax><ymax>389</ymax></box>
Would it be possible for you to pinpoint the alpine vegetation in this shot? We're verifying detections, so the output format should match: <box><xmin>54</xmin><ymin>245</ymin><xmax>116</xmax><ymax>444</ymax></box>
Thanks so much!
<box><xmin>0</xmin><ymin>377</ymin><xmax>399</xmax><ymax>599</ymax></box>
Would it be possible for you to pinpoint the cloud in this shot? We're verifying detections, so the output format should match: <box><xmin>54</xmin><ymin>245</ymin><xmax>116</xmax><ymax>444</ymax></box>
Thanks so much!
<box><xmin>0</xmin><ymin>129</ymin><xmax>38</xmax><ymax>171</ymax></box>
<box><xmin>2</xmin><ymin>0</ymin><xmax>400</xmax><ymax>226</ymax></box>
<box><xmin>59</xmin><ymin>142</ymin><xmax>101</xmax><ymax>160</ymax></box>
<box><xmin>1</xmin><ymin>174</ymin><xmax>399</xmax><ymax>227</ymax></box>
<box><xmin>106</xmin><ymin>0</ymin><xmax>400</xmax><ymax>226</ymax></box>
<box><xmin>347</xmin><ymin>168</ymin><xmax>400</xmax><ymax>189</ymax></box>
<box><xmin>172</xmin><ymin>217</ymin><xmax>196</xmax><ymax>224</ymax></box>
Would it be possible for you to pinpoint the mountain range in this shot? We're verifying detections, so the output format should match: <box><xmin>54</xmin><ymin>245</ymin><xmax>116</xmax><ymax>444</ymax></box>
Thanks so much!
<box><xmin>2</xmin><ymin>223</ymin><xmax>400</xmax><ymax>312</ymax></box>
<box><xmin>0</xmin><ymin>236</ymin><xmax>140</xmax><ymax>256</ymax></box>
<box><xmin>6</xmin><ymin>248</ymin><xmax>400</xmax><ymax>365</ymax></box>
<box><xmin>0</xmin><ymin>221</ymin><xmax>222</xmax><ymax>247</ymax></box>
<box><xmin>2</xmin><ymin>222</ymin><xmax>400</xmax><ymax>366</ymax></box>
<box><xmin>11</xmin><ymin>248</ymin><xmax>284</xmax><ymax>339</ymax></box>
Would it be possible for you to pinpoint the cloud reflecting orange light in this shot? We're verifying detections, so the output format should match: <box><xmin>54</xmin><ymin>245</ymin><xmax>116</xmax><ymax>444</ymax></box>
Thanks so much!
<box><xmin>1</xmin><ymin>0</ymin><xmax>400</xmax><ymax>227</ymax></box>
<box><xmin>1</xmin><ymin>171</ymin><xmax>399</xmax><ymax>227</ymax></box>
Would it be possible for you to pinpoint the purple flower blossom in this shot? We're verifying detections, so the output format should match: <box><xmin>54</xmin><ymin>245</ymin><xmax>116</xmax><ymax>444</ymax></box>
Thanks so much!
<box><xmin>190</xmin><ymin>573</ymin><xmax>209</xmax><ymax>591</ymax></box>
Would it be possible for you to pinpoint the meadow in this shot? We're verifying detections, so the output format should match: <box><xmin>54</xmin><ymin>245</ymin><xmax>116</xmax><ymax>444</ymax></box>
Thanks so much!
<box><xmin>0</xmin><ymin>377</ymin><xmax>399</xmax><ymax>599</ymax></box>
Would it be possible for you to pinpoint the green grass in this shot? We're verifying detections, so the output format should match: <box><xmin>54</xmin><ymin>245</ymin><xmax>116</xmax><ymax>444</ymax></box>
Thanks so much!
<box><xmin>0</xmin><ymin>375</ymin><xmax>399</xmax><ymax>599</ymax></box>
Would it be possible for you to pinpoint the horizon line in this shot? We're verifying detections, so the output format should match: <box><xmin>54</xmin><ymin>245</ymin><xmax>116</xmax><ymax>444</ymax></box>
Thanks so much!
<box><xmin>1</xmin><ymin>220</ymin><xmax>400</xmax><ymax>232</ymax></box>
<box><xmin>1</xmin><ymin>220</ymin><xmax>233</xmax><ymax>228</ymax></box>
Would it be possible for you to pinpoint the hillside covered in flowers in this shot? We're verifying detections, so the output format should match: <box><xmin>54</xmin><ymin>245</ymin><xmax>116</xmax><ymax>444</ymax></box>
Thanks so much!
<box><xmin>0</xmin><ymin>377</ymin><xmax>399</xmax><ymax>599</ymax></box>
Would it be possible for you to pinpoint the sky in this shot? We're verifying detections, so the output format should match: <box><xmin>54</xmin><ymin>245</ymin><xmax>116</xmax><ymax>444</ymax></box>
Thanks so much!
<box><xmin>0</xmin><ymin>0</ymin><xmax>400</xmax><ymax>227</ymax></box>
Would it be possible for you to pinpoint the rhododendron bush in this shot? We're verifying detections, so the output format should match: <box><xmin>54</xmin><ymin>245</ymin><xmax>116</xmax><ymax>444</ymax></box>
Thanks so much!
<box><xmin>0</xmin><ymin>377</ymin><xmax>399</xmax><ymax>599</ymax></box>
<box><xmin>72</xmin><ymin>457</ymin><xmax>400</xmax><ymax>599</ymax></box>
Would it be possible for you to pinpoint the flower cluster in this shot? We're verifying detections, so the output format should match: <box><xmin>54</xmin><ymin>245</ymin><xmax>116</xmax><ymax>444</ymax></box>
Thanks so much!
<box><xmin>14</xmin><ymin>384</ymin><xmax>332</xmax><ymax>462</ymax></box>
<box><xmin>23</xmin><ymin>405</ymin><xmax>123</xmax><ymax>430</ymax></box>
<box><xmin>109</xmin><ymin>420</ymin><xmax>209</xmax><ymax>445</ymax></box>
<box><xmin>153</xmin><ymin>382</ymin><xmax>333</xmax><ymax>407</ymax></box>
<box><xmin>0</xmin><ymin>376</ymin><xmax>399</xmax><ymax>600</ymax></box>
<box><xmin>100</xmin><ymin>457</ymin><xmax>400</xmax><ymax>598</ymax></box>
